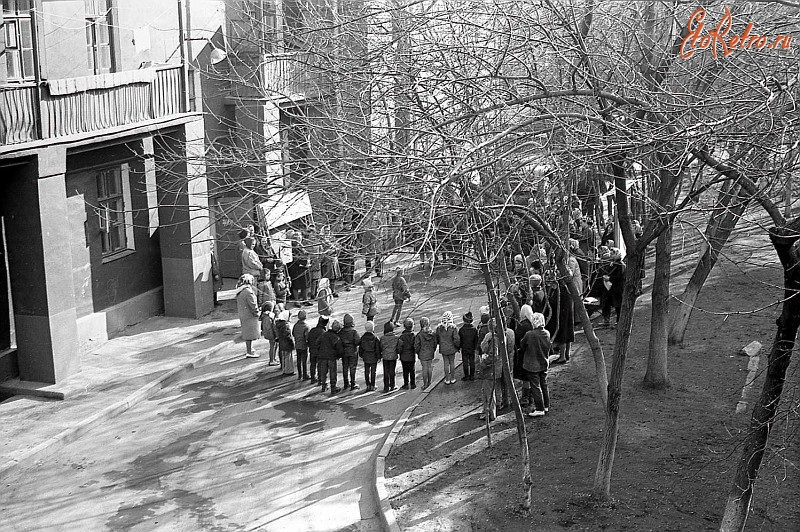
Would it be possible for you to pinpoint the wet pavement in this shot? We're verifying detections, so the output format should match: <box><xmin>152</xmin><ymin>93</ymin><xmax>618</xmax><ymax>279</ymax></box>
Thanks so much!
<box><xmin>0</xmin><ymin>264</ymin><xmax>485</xmax><ymax>531</ymax></box>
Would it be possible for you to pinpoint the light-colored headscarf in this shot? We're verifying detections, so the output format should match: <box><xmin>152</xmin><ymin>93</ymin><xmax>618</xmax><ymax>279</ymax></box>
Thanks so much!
<box><xmin>440</xmin><ymin>311</ymin><xmax>454</xmax><ymax>328</ymax></box>
<box><xmin>317</xmin><ymin>277</ymin><xmax>330</xmax><ymax>295</ymax></box>
<box><xmin>236</xmin><ymin>274</ymin><xmax>255</xmax><ymax>293</ymax></box>
<box><xmin>529</xmin><ymin>274</ymin><xmax>543</xmax><ymax>289</ymax></box>
<box><xmin>532</xmin><ymin>312</ymin><xmax>546</xmax><ymax>328</ymax></box>
<box><xmin>363</xmin><ymin>278</ymin><xmax>373</xmax><ymax>289</ymax></box>
<box><xmin>479</xmin><ymin>305</ymin><xmax>490</xmax><ymax>316</ymax></box>
<box><xmin>277</xmin><ymin>310</ymin><xmax>290</xmax><ymax>321</ymax></box>
<box><xmin>519</xmin><ymin>304</ymin><xmax>535</xmax><ymax>325</ymax></box>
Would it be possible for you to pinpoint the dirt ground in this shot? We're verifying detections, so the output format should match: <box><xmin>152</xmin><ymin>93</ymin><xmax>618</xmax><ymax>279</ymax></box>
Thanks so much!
<box><xmin>385</xmin><ymin>233</ymin><xmax>800</xmax><ymax>531</ymax></box>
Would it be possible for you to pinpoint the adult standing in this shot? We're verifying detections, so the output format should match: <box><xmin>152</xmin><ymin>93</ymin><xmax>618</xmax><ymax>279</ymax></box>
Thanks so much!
<box><xmin>514</xmin><ymin>304</ymin><xmax>535</xmax><ymax>407</ymax></box>
<box><xmin>600</xmin><ymin>248</ymin><xmax>626</xmax><ymax>327</ymax></box>
<box><xmin>390</xmin><ymin>267</ymin><xmax>411</xmax><ymax>324</ymax></box>
<box><xmin>288</xmin><ymin>238</ymin><xmax>310</xmax><ymax>304</ymax></box>
<box><xmin>235</xmin><ymin>274</ymin><xmax>260</xmax><ymax>358</ymax></box>
<box><xmin>241</xmin><ymin>237</ymin><xmax>264</xmax><ymax>278</ymax></box>
<box><xmin>361</xmin><ymin>278</ymin><xmax>379</xmax><ymax>322</ymax></box>
<box><xmin>317</xmin><ymin>319</ymin><xmax>344</xmax><ymax>394</ymax></box>
<box><xmin>553</xmin><ymin>276</ymin><xmax>575</xmax><ymax>364</ymax></box>
<box><xmin>210</xmin><ymin>243</ymin><xmax>223</xmax><ymax>306</ymax></box>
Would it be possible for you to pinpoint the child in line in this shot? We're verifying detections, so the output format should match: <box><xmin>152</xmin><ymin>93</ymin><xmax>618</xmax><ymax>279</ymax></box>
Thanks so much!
<box><xmin>414</xmin><ymin>317</ymin><xmax>437</xmax><ymax>390</ymax></box>
<box><xmin>273</xmin><ymin>271</ymin><xmax>289</xmax><ymax>311</ymax></box>
<box><xmin>519</xmin><ymin>312</ymin><xmax>551</xmax><ymax>418</ymax></box>
<box><xmin>397</xmin><ymin>318</ymin><xmax>416</xmax><ymax>389</ymax></box>
<box><xmin>340</xmin><ymin>314</ymin><xmax>361</xmax><ymax>390</ymax></box>
<box><xmin>275</xmin><ymin>310</ymin><xmax>295</xmax><ymax>376</ymax></box>
<box><xmin>458</xmin><ymin>311</ymin><xmax>478</xmax><ymax>381</ymax></box>
<box><xmin>293</xmin><ymin>309</ymin><xmax>310</xmax><ymax>380</ymax></box>
<box><xmin>380</xmin><ymin>321</ymin><xmax>399</xmax><ymax>392</ymax></box>
<box><xmin>359</xmin><ymin>321</ymin><xmax>381</xmax><ymax>391</ymax></box>
<box><xmin>436</xmin><ymin>311</ymin><xmax>460</xmax><ymax>384</ymax></box>
<box><xmin>260</xmin><ymin>301</ymin><xmax>278</xmax><ymax>366</ymax></box>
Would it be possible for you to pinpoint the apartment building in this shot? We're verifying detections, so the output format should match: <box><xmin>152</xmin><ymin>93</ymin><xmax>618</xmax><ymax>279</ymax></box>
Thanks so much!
<box><xmin>0</xmin><ymin>0</ymin><xmax>224</xmax><ymax>384</ymax></box>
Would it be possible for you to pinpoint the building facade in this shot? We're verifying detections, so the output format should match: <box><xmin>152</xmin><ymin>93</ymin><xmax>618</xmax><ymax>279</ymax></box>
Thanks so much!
<box><xmin>0</xmin><ymin>0</ymin><xmax>224</xmax><ymax>384</ymax></box>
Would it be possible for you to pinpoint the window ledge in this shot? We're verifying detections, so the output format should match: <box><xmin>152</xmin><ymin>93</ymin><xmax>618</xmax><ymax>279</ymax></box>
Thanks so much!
<box><xmin>101</xmin><ymin>248</ymin><xmax>136</xmax><ymax>264</ymax></box>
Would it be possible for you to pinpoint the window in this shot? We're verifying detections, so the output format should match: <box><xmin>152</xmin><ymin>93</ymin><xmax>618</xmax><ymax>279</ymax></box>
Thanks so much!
<box><xmin>85</xmin><ymin>0</ymin><xmax>112</xmax><ymax>74</ymax></box>
<box><xmin>3</xmin><ymin>0</ymin><xmax>35</xmax><ymax>82</ymax></box>
<box><xmin>96</xmin><ymin>164</ymin><xmax>134</xmax><ymax>257</ymax></box>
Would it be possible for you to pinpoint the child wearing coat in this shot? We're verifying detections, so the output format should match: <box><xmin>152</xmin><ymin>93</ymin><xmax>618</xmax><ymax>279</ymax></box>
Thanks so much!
<box><xmin>359</xmin><ymin>321</ymin><xmax>381</xmax><ymax>391</ymax></box>
<box><xmin>292</xmin><ymin>309</ymin><xmax>310</xmax><ymax>380</ymax></box>
<box><xmin>380</xmin><ymin>322</ymin><xmax>399</xmax><ymax>392</ymax></box>
<box><xmin>316</xmin><ymin>277</ymin><xmax>334</xmax><ymax>316</ymax></box>
<box><xmin>275</xmin><ymin>310</ymin><xmax>295</xmax><ymax>375</ymax></box>
<box><xmin>414</xmin><ymin>317</ymin><xmax>437</xmax><ymax>389</ymax></box>
<box><xmin>396</xmin><ymin>318</ymin><xmax>416</xmax><ymax>389</ymax></box>
<box><xmin>436</xmin><ymin>311</ymin><xmax>461</xmax><ymax>385</ymax></box>
<box><xmin>260</xmin><ymin>300</ymin><xmax>278</xmax><ymax>365</ymax></box>
<box><xmin>458</xmin><ymin>312</ymin><xmax>478</xmax><ymax>381</ymax></box>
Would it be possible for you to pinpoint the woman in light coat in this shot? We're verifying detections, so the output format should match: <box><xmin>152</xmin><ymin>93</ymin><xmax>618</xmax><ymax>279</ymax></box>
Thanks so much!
<box><xmin>236</xmin><ymin>274</ymin><xmax>260</xmax><ymax>358</ymax></box>
<box><xmin>435</xmin><ymin>311</ymin><xmax>461</xmax><ymax>384</ymax></box>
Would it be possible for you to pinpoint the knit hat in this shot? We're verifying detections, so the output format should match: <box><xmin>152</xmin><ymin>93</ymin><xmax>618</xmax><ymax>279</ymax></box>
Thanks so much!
<box><xmin>331</xmin><ymin>320</ymin><xmax>342</xmax><ymax>332</ymax></box>
<box><xmin>420</xmin><ymin>317</ymin><xmax>430</xmax><ymax>328</ymax></box>
<box><xmin>462</xmin><ymin>311</ymin><xmax>473</xmax><ymax>323</ymax></box>
<box><xmin>297</xmin><ymin>309</ymin><xmax>306</xmax><ymax>320</ymax></box>
<box><xmin>343</xmin><ymin>313</ymin><xmax>355</xmax><ymax>327</ymax></box>
<box><xmin>318</xmin><ymin>316</ymin><xmax>329</xmax><ymax>328</ymax></box>
<box><xmin>383</xmin><ymin>321</ymin><xmax>395</xmax><ymax>334</ymax></box>
<box><xmin>365</xmin><ymin>321</ymin><xmax>375</xmax><ymax>333</ymax></box>
<box><xmin>403</xmin><ymin>318</ymin><xmax>414</xmax><ymax>330</ymax></box>
<box><xmin>479</xmin><ymin>305</ymin><xmax>490</xmax><ymax>316</ymax></box>
<box><xmin>440</xmin><ymin>311</ymin><xmax>454</xmax><ymax>327</ymax></box>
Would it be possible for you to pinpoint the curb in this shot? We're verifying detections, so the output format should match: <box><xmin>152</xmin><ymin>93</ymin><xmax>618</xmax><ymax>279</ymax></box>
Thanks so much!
<box><xmin>373</xmin><ymin>362</ymin><xmax>461</xmax><ymax>532</ymax></box>
<box><xmin>0</xmin><ymin>332</ymin><xmax>230</xmax><ymax>478</ymax></box>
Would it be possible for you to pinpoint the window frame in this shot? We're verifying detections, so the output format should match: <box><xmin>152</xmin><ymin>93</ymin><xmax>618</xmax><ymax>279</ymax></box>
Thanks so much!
<box><xmin>96</xmin><ymin>163</ymin><xmax>135</xmax><ymax>260</ymax></box>
<box><xmin>84</xmin><ymin>0</ymin><xmax>113</xmax><ymax>75</ymax></box>
<box><xmin>2</xmin><ymin>0</ymin><xmax>35</xmax><ymax>82</ymax></box>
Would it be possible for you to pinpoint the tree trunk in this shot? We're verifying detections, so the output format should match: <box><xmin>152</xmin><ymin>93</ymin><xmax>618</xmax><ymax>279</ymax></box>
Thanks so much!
<box><xmin>554</xmin><ymin>252</ymin><xmax>608</xmax><ymax>407</ymax></box>
<box><xmin>720</xmin><ymin>220</ymin><xmax>800</xmax><ymax>531</ymax></box>
<box><xmin>669</xmin><ymin>194</ymin><xmax>747</xmax><ymax>345</ymax></box>
<box><xmin>644</xmin><ymin>224</ymin><xmax>672</xmax><ymax>388</ymax></box>
<box><xmin>593</xmin><ymin>248</ymin><xmax>645</xmax><ymax>498</ymax></box>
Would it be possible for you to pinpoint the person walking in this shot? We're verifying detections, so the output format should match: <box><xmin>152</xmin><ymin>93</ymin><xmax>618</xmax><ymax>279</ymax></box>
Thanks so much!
<box><xmin>458</xmin><ymin>312</ymin><xmax>478</xmax><ymax>381</ymax></box>
<box><xmin>415</xmin><ymin>317</ymin><xmax>437</xmax><ymax>389</ymax></box>
<box><xmin>397</xmin><ymin>318</ymin><xmax>417</xmax><ymax>389</ymax></box>
<box><xmin>275</xmin><ymin>310</ymin><xmax>295</xmax><ymax>376</ymax></box>
<box><xmin>316</xmin><ymin>277</ymin><xmax>334</xmax><ymax>317</ymax></box>
<box><xmin>339</xmin><ymin>313</ymin><xmax>361</xmax><ymax>390</ymax></box>
<box><xmin>317</xmin><ymin>319</ymin><xmax>344</xmax><ymax>394</ymax></box>
<box><xmin>359</xmin><ymin>321</ymin><xmax>381</xmax><ymax>391</ymax></box>
<box><xmin>478</xmin><ymin>318</ymin><xmax>514</xmax><ymax>421</ymax></box>
<box><xmin>389</xmin><ymin>267</ymin><xmax>411</xmax><ymax>324</ymax></box>
<box><xmin>307</xmin><ymin>316</ymin><xmax>329</xmax><ymax>384</ymax></box>
<box><xmin>236</xmin><ymin>274</ymin><xmax>261</xmax><ymax>359</ymax></box>
<box><xmin>380</xmin><ymin>321</ymin><xmax>399</xmax><ymax>392</ymax></box>
<box><xmin>519</xmin><ymin>312</ymin><xmax>551</xmax><ymax>417</ymax></box>
<box><xmin>361</xmin><ymin>278</ymin><xmax>379</xmax><ymax>322</ymax></box>
<box><xmin>260</xmin><ymin>301</ymin><xmax>278</xmax><ymax>366</ymax></box>
<box><xmin>436</xmin><ymin>311</ymin><xmax>460</xmax><ymax>384</ymax></box>
<box><xmin>293</xmin><ymin>310</ymin><xmax>311</xmax><ymax>380</ymax></box>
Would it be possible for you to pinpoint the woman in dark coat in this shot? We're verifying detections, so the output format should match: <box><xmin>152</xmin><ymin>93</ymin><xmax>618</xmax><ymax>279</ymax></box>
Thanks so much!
<box><xmin>552</xmin><ymin>278</ymin><xmax>575</xmax><ymax>364</ymax></box>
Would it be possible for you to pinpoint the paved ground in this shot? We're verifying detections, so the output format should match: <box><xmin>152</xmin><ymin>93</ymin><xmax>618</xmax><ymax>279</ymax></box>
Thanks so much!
<box><xmin>0</xmin><ymin>260</ymin><xmax>485</xmax><ymax>531</ymax></box>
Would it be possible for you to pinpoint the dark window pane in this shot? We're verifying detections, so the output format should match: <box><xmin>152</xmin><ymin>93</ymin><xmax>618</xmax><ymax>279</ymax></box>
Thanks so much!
<box><xmin>3</xmin><ymin>1</ymin><xmax>16</xmax><ymax>15</ymax></box>
<box><xmin>20</xmin><ymin>19</ymin><xmax>32</xmax><ymax>48</ymax></box>
<box><xmin>21</xmin><ymin>50</ymin><xmax>33</xmax><ymax>78</ymax></box>
<box><xmin>6</xmin><ymin>50</ymin><xmax>20</xmax><ymax>79</ymax></box>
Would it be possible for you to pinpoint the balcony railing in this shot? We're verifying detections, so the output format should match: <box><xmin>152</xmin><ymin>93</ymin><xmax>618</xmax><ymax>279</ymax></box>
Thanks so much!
<box><xmin>262</xmin><ymin>52</ymin><xmax>331</xmax><ymax>99</ymax></box>
<box><xmin>0</xmin><ymin>65</ymin><xmax>187</xmax><ymax>148</ymax></box>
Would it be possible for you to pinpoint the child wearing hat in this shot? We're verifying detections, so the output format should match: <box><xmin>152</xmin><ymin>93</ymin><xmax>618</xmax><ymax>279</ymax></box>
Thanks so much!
<box><xmin>292</xmin><ymin>309</ymin><xmax>310</xmax><ymax>380</ymax></box>
<box><xmin>436</xmin><ymin>311</ymin><xmax>460</xmax><ymax>384</ymax></box>
<box><xmin>275</xmin><ymin>310</ymin><xmax>295</xmax><ymax>376</ymax></box>
<box><xmin>260</xmin><ymin>301</ymin><xmax>278</xmax><ymax>366</ymax></box>
<box><xmin>458</xmin><ymin>311</ymin><xmax>478</xmax><ymax>381</ymax></box>
<box><xmin>380</xmin><ymin>321</ymin><xmax>399</xmax><ymax>392</ymax></box>
<box><xmin>414</xmin><ymin>317</ymin><xmax>437</xmax><ymax>389</ymax></box>
<box><xmin>359</xmin><ymin>321</ymin><xmax>381</xmax><ymax>391</ymax></box>
<box><xmin>397</xmin><ymin>318</ymin><xmax>417</xmax><ymax>389</ymax></box>
<box><xmin>340</xmin><ymin>313</ymin><xmax>361</xmax><ymax>390</ymax></box>
<box><xmin>307</xmin><ymin>316</ymin><xmax>329</xmax><ymax>384</ymax></box>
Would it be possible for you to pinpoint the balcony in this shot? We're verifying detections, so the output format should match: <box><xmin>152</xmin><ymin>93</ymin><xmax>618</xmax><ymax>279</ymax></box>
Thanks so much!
<box><xmin>261</xmin><ymin>52</ymin><xmax>331</xmax><ymax>100</ymax></box>
<box><xmin>0</xmin><ymin>65</ymin><xmax>187</xmax><ymax>148</ymax></box>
